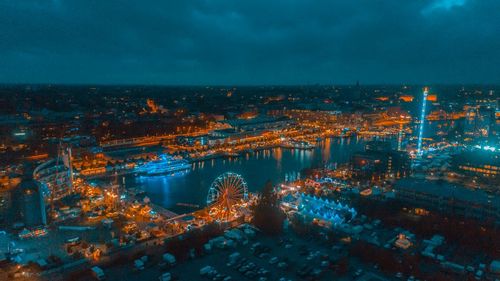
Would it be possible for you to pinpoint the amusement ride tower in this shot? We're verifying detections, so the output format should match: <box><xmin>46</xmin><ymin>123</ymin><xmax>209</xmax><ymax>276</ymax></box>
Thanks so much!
<box><xmin>416</xmin><ymin>87</ymin><xmax>429</xmax><ymax>158</ymax></box>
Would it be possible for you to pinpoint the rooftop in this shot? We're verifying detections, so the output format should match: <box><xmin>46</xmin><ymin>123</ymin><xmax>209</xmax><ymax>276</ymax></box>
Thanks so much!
<box><xmin>395</xmin><ymin>179</ymin><xmax>500</xmax><ymax>208</ymax></box>
<box><xmin>452</xmin><ymin>150</ymin><xmax>500</xmax><ymax>167</ymax></box>
<box><xmin>223</xmin><ymin>116</ymin><xmax>290</xmax><ymax>127</ymax></box>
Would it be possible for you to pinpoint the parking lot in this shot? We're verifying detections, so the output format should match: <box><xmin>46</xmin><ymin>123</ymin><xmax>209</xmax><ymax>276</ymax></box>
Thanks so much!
<box><xmin>76</xmin><ymin>225</ymin><xmax>393</xmax><ymax>281</ymax></box>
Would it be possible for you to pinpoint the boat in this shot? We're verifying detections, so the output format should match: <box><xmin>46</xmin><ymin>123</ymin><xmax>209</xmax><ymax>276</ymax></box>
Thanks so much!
<box><xmin>135</xmin><ymin>154</ymin><xmax>191</xmax><ymax>176</ymax></box>
<box><xmin>281</xmin><ymin>139</ymin><xmax>315</xmax><ymax>150</ymax></box>
<box><xmin>176</xmin><ymin>202</ymin><xmax>200</xmax><ymax>208</ymax></box>
<box><xmin>223</xmin><ymin>151</ymin><xmax>240</xmax><ymax>158</ymax></box>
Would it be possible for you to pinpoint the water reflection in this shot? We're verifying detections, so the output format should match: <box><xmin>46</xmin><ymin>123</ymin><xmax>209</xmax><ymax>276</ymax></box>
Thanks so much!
<box><xmin>125</xmin><ymin>137</ymin><xmax>368</xmax><ymax>214</ymax></box>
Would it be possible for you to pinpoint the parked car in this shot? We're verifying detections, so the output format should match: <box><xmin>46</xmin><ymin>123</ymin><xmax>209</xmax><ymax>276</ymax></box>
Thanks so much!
<box><xmin>277</xmin><ymin>262</ymin><xmax>288</xmax><ymax>269</ymax></box>
<box><xmin>91</xmin><ymin>266</ymin><xmax>105</xmax><ymax>280</ymax></box>
<box><xmin>159</xmin><ymin>272</ymin><xmax>171</xmax><ymax>281</ymax></box>
<box><xmin>269</xmin><ymin>257</ymin><xmax>279</xmax><ymax>265</ymax></box>
<box><xmin>200</xmin><ymin>265</ymin><xmax>215</xmax><ymax>276</ymax></box>
<box><xmin>134</xmin><ymin>259</ymin><xmax>145</xmax><ymax>271</ymax></box>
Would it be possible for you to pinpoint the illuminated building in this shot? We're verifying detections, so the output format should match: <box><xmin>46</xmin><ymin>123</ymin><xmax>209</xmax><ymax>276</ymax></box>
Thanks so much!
<box><xmin>394</xmin><ymin>233</ymin><xmax>412</xmax><ymax>250</ymax></box>
<box><xmin>451</xmin><ymin>150</ymin><xmax>499</xmax><ymax>182</ymax></box>
<box><xmin>351</xmin><ymin>141</ymin><xmax>410</xmax><ymax>180</ymax></box>
<box><xmin>176</xmin><ymin>135</ymin><xmax>208</xmax><ymax>146</ymax></box>
<box><xmin>236</xmin><ymin>111</ymin><xmax>259</xmax><ymax>119</ymax></box>
<box><xmin>395</xmin><ymin>179</ymin><xmax>500</xmax><ymax>222</ymax></box>
<box><xmin>464</xmin><ymin>106</ymin><xmax>495</xmax><ymax>138</ymax></box>
<box><xmin>417</xmin><ymin>87</ymin><xmax>429</xmax><ymax>158</ymax></box>
<box><xmin>205</xmin><ymin>116</ymin><xmax>294</xmax><ymax>146</ymax></box>
<box><xmin>146</xmin><ymin>98</ymin><xmax>159</xmax><ymax>113</ymax></box>
<box><xmin>285</xmin><ymin>193</ymin><xmax>357</xmax><ymax>228</ymax></box>
<box><xmin>426</xmin><ymin>94</ymin><xmax>437</xmax><ymax>102</ymax></box>
<box><xmin>399</xmin><ymin>95</ymin><xmax>414</xmax><ymax>102</ymax></box>
<box><xmin>375</xmin><ymin>96</ymin><xmax>389</xmax><ymax>102</ymax></box>
<box><xmin>223</xmin><ymin>116</ymin><xmax>293</xmax><ymax>133</ymax></box>
<box><xmin>33</xmin><ymin>147</ymin><xmax>73</xmax><ymax>201</ymax></box>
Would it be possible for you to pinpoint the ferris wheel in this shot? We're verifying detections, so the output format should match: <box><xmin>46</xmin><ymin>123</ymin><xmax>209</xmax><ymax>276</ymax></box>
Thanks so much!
<box><xmin>207</xmin><ymin>172</ymin><xmax>249</xmax><ymax>210</ymax></box>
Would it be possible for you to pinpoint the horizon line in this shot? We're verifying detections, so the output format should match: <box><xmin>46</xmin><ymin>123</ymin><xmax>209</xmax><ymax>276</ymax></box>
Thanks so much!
<box><xmin>0</xmin><ymin>82</ymin><xmax>499</xmax><ymax>87</ymax></box>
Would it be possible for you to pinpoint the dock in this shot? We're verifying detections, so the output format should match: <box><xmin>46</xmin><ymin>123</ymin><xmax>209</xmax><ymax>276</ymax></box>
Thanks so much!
<box><xmin>150</xmin><ymin>203</ymin><xmax>178</xmax><ymax>219</ymax></box>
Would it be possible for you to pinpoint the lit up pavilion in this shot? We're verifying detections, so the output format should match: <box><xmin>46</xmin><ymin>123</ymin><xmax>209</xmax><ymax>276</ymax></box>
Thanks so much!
<box><xmin>284</xmin><ymin>192</ymin><xmax>357</xmax><ymax>228</ymax></box>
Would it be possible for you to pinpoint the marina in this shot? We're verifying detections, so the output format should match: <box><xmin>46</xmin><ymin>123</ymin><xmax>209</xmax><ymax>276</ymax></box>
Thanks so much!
<box><xmin>124</xmin><ymin>137</ymin><xmax>370</xmax><ymax>214</ymax></box>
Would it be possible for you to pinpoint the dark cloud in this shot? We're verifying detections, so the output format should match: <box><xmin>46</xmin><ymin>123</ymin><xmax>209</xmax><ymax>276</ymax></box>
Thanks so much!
<box><xmin>0</xmin><ymin>0</ymin><xmax>499</xmax><ymax>84</ymax></box>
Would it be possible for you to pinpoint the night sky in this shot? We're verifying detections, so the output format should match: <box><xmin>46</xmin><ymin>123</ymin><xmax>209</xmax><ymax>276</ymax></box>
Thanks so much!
<box><xmin>1</xmin><ymin>0</ymin><xmax>499</xmax><ymax>85</ymax></box>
